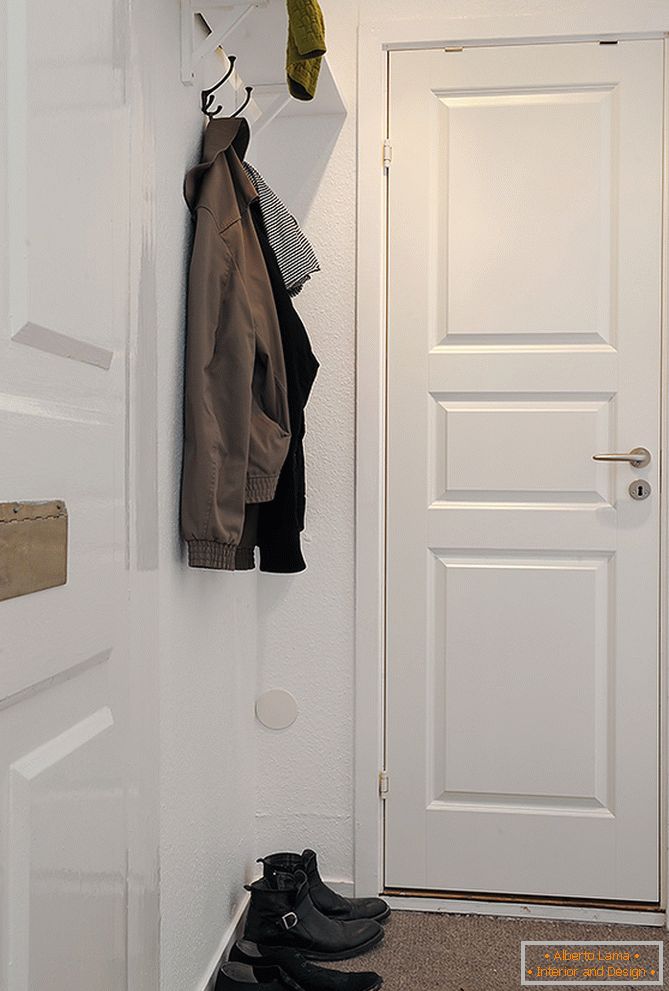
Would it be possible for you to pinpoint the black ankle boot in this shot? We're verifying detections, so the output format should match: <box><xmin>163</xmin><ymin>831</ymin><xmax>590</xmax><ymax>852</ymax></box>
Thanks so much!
<box><xmin>260</xmin><ymin>850</ymin><xmax>390</xmax><ymax>924</ymax></box>
<box><xmin>243</xmin><ymin>870</ymin><xmax>384</xmax><ymax>961</ymax></box>
<box><xmin>229</xmin><ymin>939</ymin><xmax>383</xmax><ymax>991</ymax></box>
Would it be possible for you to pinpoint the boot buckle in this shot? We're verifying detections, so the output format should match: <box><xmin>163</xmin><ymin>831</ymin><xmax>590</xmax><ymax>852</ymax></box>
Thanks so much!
<box><xmin>280</xmin><ymin>911</ymin><xmax>298</xmax><ymax>930</ymax></box>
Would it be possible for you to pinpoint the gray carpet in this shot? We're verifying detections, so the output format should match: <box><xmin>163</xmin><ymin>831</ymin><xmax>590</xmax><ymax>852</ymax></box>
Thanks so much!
<box><xmin>327</xmin><ymin>911</ymin><xmax>667</xmax><ymax>990</ymax></box>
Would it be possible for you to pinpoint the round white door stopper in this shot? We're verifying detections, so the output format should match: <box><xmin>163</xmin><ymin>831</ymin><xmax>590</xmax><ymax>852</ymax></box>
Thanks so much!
<box><xmin>255</xmin><ymin>689</ymin><xmax>298</xmax><ymax>730</ymax></box>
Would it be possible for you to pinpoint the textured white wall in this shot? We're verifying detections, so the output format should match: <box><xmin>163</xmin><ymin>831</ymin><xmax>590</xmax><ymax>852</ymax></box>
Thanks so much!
<box><xmin>249</xmin><ymin>0</ymin><xmax>359</xmax><ymax>884</ymax></box>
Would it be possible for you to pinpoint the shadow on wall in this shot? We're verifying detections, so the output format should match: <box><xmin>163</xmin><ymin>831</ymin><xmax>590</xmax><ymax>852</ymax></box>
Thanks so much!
<box><xmin>249</xmin><ymin>112</ymin><xmax>346</xmax><ymax>223</ymax></box>
<box><xmin>248</xmin><ymin>108</ymin><xmax>347</xmax><ymax>615</ymax></box>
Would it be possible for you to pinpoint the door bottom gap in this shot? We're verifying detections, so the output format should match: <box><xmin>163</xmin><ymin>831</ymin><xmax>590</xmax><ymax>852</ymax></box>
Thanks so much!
<box><xmin>383</xmin><ymin>887</ymin><xmax>661</xmax><ymax>912</ymax></box>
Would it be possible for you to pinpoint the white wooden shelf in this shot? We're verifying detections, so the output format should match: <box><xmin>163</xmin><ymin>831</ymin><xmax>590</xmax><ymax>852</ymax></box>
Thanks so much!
<box><xmin>181</xmin><ymin>0</ymin><xmax>346</xmax><ymax>131</ymax></box>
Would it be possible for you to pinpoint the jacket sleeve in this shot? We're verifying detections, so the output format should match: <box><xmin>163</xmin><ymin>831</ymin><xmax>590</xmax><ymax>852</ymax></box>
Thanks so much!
<box><xmin>180</xmin><ymin>206</ymin><xmax>255</xmax><ymax>569</ymax></box>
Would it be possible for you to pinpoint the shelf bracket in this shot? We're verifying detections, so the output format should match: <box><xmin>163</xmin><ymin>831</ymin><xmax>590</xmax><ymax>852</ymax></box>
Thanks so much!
<box><xmin>181</xmin><ymin>0</ymin><xmax>269</xmax><ymax>85</ymax></box>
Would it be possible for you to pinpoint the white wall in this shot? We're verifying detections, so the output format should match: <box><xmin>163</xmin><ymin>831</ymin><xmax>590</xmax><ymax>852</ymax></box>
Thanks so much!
<box><xmin>249</xmin><ymin>0</ymin><xmax>359</xmax><ymax>886</ymax></box>
<box><xmin>150</xmin><ymin>0</ymin><xmax>363</xmax><ymax>979</ymax></box>
<box><xmin>131</xmin><ymin>5</ymin><xmax>259</xmax><ymax>991</ymax></box>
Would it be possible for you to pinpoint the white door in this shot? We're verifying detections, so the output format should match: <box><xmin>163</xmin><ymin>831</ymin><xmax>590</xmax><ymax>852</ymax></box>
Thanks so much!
<box><xmin>386</xmin><ymin>41</ymin><xmax>663</xmax><ymax>902</ymax></box>
<box><xmin>0</xmin><ymin>2</ymin><xmax>154</xmax><ymax>987</ymax></box>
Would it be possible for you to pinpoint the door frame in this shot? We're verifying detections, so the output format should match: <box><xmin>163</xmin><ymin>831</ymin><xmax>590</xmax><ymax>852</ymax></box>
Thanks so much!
<box><xmin>354</xmin><ymin>2</ymin><xmax>669</xmax><ymax>923</ymax></box>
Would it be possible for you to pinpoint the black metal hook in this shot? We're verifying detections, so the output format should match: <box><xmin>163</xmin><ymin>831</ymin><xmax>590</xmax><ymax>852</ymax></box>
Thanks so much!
<box><xmin>231</xmin><ymin>85</ymin><xmax>253</xmax><ymax>118</ymax></box>
<box><xmin>200</xmin><ymin>54</ymin><xmax>237</xmax><ymax>120</ymax></box>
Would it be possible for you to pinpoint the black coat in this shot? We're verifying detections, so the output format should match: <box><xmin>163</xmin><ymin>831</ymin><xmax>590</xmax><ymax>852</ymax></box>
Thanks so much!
<box><xmin>236</xmin><ymin>202</ymin><xmax>319</xmax><ymax>572</ymax></box>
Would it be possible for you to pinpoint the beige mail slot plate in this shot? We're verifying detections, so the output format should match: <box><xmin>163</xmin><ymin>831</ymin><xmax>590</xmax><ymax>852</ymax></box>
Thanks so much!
<box><xmin>0</xmin><ymin>501</ymin><xmax>68</xmax><ymax>602</ymax></box>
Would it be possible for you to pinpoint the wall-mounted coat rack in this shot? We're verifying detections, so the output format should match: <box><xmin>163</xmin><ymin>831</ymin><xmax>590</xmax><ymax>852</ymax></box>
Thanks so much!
<box><xmin>181</xmin><ymin>0</ymin><xmax>346</xmax><ymax>134</ymax></box>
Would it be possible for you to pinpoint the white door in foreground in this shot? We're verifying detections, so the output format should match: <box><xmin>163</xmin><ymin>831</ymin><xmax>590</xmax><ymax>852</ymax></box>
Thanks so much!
<box><xmin>0</xmin><ymin>2</ymin><xmax>148</xmax><ymax>988</ymax></box>
<box><xmin>385</xmin><ymin>41</ymin><xmax>663</xmax><ymax>901</ymax></box>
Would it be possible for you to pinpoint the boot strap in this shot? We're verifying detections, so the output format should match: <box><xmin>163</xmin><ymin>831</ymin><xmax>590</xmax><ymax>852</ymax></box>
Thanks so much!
<box><xmin>280</xmin><ymin>911</ymin><xmax>298</xmax><ymax>930</ymax></box>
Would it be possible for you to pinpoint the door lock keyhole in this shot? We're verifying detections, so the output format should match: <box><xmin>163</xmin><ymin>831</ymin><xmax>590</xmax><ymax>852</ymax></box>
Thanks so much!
<box><xmin>629</xmin><ymin>479</ymin><xmax>651</xmax><ymax>501</ymax></box>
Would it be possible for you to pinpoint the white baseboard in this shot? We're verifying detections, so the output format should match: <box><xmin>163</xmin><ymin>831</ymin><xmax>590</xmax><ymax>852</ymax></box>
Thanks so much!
<box><xmin>386</xmin><ymin>895</ymin><xmax>666</xmax><ymax>928</ymax></box>
<box><xmin>200</xmin><ymin>893</ymin><xmax>250</xmax><ymax>991</ymax></box>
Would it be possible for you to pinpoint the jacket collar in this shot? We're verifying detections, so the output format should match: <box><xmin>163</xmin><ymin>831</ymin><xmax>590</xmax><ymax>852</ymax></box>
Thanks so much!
<box><xmin>202</xmin><ymin>116</ymin><xmax>250</xmax><ymax>160</ymax></box>
<box><xmin>184</xmin><ymin>117</ymin><xmax>256</xmax><ymax>213</ymax></box>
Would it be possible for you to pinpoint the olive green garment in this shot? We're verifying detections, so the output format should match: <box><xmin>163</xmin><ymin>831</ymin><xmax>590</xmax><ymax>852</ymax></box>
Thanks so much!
<box><xmin>286</xmin><ymin>0</ymin><xmax>326</xmax><ymax>101</ymax></box>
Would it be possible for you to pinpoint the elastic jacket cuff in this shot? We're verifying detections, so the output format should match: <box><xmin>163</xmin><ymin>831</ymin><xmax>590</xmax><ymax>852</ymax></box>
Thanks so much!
<box><xmin>187</xmin><ymin>540</ymin><xmax>237</xmax><ymax>570</ymax></box>
<box><xmin>246</xmin><ymin>474</ymin><xmax>279</xmax><ymax>504</ymax></box>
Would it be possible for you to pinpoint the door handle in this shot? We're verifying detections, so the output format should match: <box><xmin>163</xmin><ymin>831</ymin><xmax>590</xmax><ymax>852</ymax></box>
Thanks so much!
<box><xmin>592</xmin><ymin>447</ymin><xmax>651</xmax><ymax>468</ymax></box>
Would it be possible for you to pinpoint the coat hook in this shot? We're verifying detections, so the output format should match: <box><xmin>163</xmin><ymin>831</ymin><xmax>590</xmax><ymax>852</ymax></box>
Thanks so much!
<box><xmin>200</xmin><ymin>54</ymin><xmax>237</xmax><ymax>120</ymax></box>
<box><xmin>231</xmin><ymin>85</ymin><xmax>253</xmax><ymax>118</ymax></box>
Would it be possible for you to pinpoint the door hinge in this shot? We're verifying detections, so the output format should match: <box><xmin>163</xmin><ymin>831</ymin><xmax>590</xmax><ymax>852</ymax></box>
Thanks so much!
<box><xmin>379</xmin><ymin>770</ymin><xmax>389</xmax><ymax>799</ymax></box>
<box><xmin>383</xmin><ymin>139</ymin><xmax>392</xmax><ymax>171</ymax></box>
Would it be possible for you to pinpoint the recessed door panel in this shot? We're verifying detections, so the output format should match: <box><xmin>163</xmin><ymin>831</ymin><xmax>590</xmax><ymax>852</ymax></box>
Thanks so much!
<box><xmin>433</xmin><ymin>398</ymin><xmax>613</xmax><ymax>502</ymax></box>
<box><xmin>440</xmin><ymin>87</ymin><xmax>615</xmax><ymax>342</ymax></box>
<box><xmin>430</xmin><ymin>553</ymin><xmax>611</xmax><ymax>805</ymax></box>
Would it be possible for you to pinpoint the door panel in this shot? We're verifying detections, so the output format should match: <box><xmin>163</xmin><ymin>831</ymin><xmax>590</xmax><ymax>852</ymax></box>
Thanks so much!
<box><xmin>432</xmin><ymin>554</ymin><xmax>611</xmax><ymax>802</ymax></box>
<box><xmin>386</xmin><ymin>41</ymin><xmax>663</xmax><ymax>901</ymax></box>
<box><xmin>435</xmin><ymin>399</ymin><xmax>612</xmax><ymax>501</ymax></box>
<box><xmin>0</xmin><ymin>1</ymin><xmax>136</xmax><ymax>986</ymax></box>
<box><xmin>441</xmin><ymin>86</ymin><xmax>615</xmax><ymax>342</ymax></box>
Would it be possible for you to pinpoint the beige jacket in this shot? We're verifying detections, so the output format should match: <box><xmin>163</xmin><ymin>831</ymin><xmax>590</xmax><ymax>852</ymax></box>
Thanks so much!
<box><xmin>181</xmin><ymin>118</ymin><xmax>290</xmax><ymax>569</ymax></box>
